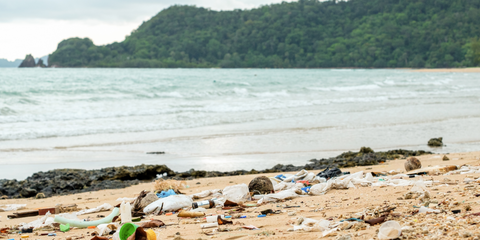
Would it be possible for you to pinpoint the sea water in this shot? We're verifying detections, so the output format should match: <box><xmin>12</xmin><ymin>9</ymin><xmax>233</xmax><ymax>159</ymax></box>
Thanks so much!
<box><xmin>1</xmin><ymin>68</ymin><xmax>480</xmax><ymax>179</ymax></box>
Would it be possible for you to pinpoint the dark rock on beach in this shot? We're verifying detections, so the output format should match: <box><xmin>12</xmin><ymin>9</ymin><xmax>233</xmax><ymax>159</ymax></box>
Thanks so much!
<box><xmin>428</xmin><ymin>137</ymin><xmax>444</xmax><ymax>147</ymax></box>
<box><xmin>0</xmin><ymin>148</ymin><xmax>432</xmax><ymax>199</ymax></box>
<box><xmin>0</xmin><ymin>164</ymin><xmax>174</xmax><ymax>199</ymax></box>
<box><xmin>248</xmin><ymin>176</ymin><xmax>274</xmax><ymax>194</ymax></box>
<box><xmin>404</xmin><ymin>157</ymin><xmax>422</xmax><ymax>172</ymax></box>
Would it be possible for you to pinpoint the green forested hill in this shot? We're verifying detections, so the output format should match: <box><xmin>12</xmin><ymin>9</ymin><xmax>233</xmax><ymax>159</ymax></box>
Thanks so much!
<box><xmin>49</xmin><ymin>0</ymin><xmax>480</xmax><ymax>68</ymax></box>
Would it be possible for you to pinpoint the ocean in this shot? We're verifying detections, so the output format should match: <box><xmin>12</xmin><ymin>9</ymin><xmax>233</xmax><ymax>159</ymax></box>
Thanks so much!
<box><xmin>1</xmin><ymin>68</ymin><xmax>480</xmax><ymax>180</ymax></box>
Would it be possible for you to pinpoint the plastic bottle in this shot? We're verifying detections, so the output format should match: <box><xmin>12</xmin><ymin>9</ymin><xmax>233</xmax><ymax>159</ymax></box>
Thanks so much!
<box><xmin>192</xmin><ymin>199</ymin><xmax>215</xmax><ymax>209</ymax></box>
<box><xmin>120</xmin><ymin>202</ymin><xmax>132</xmax><ymax>224</ymax></box>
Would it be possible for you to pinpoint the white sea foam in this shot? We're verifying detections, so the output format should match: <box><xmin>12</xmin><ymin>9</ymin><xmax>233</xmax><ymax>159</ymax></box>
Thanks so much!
<box><xmin>0</xmin><ymin>69</ymin><xmax>478</xmax><ymax>141</ymax></box>
<box><xmin>309</xmin><ymin>84</ymin><xmax>381</xmax><ymax>92</ymax></box>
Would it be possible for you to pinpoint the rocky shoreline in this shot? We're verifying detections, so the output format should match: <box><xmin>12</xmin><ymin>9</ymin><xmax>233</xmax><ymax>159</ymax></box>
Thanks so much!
<box><xmin>0</xmin><ymin>147</ymin><xmax>431</xmax><ymax>199</ymax></box>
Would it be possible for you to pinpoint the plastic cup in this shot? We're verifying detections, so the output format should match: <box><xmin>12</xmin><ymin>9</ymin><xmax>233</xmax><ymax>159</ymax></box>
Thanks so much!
<box><xmin>119</xmin><ymin>223</ymin><xmax>138</xmax><ymax>240</ymax></box>
<box><xmin>378</xmin><ymin>221</ymin><xmax>401</xmax><ymax>240</ymax></box>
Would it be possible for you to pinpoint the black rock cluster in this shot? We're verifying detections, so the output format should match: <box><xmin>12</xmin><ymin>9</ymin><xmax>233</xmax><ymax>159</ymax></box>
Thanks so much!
<box><xmin>0</xmin><ymin>148</ymin><xmax>432</xmax><ymax>199</ymax></box>
<box><xmin>0</xmin><ymin>165</ymin><xmax>174</xmax><ymax>199</ymax></box>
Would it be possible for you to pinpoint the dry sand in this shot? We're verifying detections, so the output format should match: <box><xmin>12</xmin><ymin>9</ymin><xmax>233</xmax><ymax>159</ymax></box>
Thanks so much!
<box><xmin>412</xmin><ymin>68</ymin><xmax>480</xmax><ymax>73</ymax></box>
<box><xmin>2</xmin><ymin>151</ymin><xmax>480</xmax><ymax>239</ymax></box>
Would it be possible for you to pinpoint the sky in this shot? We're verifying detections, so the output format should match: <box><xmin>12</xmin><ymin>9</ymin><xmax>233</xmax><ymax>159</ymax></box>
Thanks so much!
<box><xmin>0</xmin><ymin>0</ymin><xmax>296</xmax><ymax>61</ymax></box>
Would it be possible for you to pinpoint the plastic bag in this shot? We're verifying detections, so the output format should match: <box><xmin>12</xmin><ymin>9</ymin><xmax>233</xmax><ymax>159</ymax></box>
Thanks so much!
<box><xmin>316</xmin><ymin>167</ymin><xmax>342</xmax><ymax>179</ymax></box>
<box><xmin>20</xmin><ymin>212</ymin><xmax>53</xmax><ymax>230</ymax></box>
<box><xmin>284</xmin><ymin>169</ymin><xmax>309</xmax><ymax>182</ymax></box>
<box><xmin>274</xmin><ymin>182</ymin><xmax>295</xmax><ymax>191</ymax></box>
<box><xmin>143</xmin><ymin>195</ymin><xmax>193</xmax><ymax>214</ymax></box>
<box><xmin>190</xmin><ymin>189</ymin><xmax>221</xmax><ymax>199</ymax></box>
<box><xmin>292</xmin><ymin>218</ymin><xmax>330</xmax><ymax>232</ymax></box>
<box><xmin>258</xmin><ymin>189</ymin><xmax>299</xmax><ymax>204</ymax></box>
<box><xmin>418</xmin><ymin>206</ymin><xmax>440</xmax><ymax>214</ymax></box>
<box><xmin>116</xmin><ymin>197</ymin><xmax>136</xmax><ymax>202</ymax></box>
<box><xmin>222</xmin><ymin>184</ymin><xmax>250</xmax><ymax>204</ymax></box>
<box><xmin>0</xmin><ymin>204</ymin><xmax>27</xmax><ymax>211</ymax></box>
<box><xmin>157</xmin><ymin>189</ymin><xmax>176</xmax><ymax>198</ymax></box>
<box><xmin>303</xmin><ymin>172</ymin><xmax>316</xmax><ymax>182</ymax></box>
<box><xmin>76</xmin><ymin>203</ymin><xmax>113</xmax><ymax>216</ymax></box>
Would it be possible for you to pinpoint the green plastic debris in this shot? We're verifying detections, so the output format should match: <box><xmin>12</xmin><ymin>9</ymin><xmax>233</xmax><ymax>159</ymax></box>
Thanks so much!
<box><xmin>60</xmin><ymin>223</ymin><xmax>70</xmax><ymax>232</ymax></box>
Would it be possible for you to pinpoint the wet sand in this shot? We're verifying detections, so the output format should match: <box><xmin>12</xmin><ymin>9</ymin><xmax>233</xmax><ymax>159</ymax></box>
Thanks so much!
<box><xmin>1</xmin><ymin>151</ymin><xmax>480</xmax><ymax>239</ymax></box>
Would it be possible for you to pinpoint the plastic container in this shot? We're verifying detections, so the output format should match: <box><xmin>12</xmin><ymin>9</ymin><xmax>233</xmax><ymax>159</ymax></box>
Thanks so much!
<box><xmin>192</xmin><ymin>199</ymin><xmax>215</xmax><ymax>209</ymax></box>
<box><xmin>378</xmin><ymin>221</ymin><xmax>402</xmax><ymax>240</ymax></box>
<box><xmin>201</xmin><ymin>223</ymin><xmax>218</xmax><ymax>229</ymax></box>
<box><xmin>119</xmin><ymin>223</ymin><xmax>138</xmax><ymax>240</ymax></box>
<box><xmin>206</xmin><ymin>215</ymin><xmax>218</xmax><ymax>223</ymax></box>
<box><xmin>120</xmin><ymin>202</ymin><xmax>132</xmax><ymax>224</ymax></box>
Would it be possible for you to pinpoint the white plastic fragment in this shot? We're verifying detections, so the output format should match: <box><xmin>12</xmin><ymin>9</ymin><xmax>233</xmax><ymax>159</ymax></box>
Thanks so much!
<box><xmin>0</xmin><ymin>204</ymin><xmax>27</xmax><ymax>211</ymax></box>
<box><xmin>76</xmin><ymin>203</ymin><xmax>113</xmax><ymax>216</ymax></box>
<box><xmin>19</xmin><ymin>212</ymin><xmax>53</xmax><ymax>230</ymax></box>
<box><xmin>116</xmin><ymin>197</ymin><xmax>136</xmax><ymax>202</ymax></box>
<box><xmin>120</xmin><ymin>202</ymin><xmax>132</xmax><ymax>224</ymax></box>
<box><xmin>190</xmin><ymin>189</ymin><xmax>222</xmax><ymax>199</ymax></box>
<box><xmin>222</xmin><ymin>184</ymin><xmax>250</xmax><ymax>204</ymax></box>
<box><xmin>143</xmin><ymin>195</ymin><xmax>193</xmax><ymax>214</ymax></box>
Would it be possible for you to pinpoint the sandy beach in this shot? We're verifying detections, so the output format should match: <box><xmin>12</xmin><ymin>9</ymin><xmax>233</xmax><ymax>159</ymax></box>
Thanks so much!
<box><xmin>2</xmin><ymin>151</ymin><xmax>480</xmax><ymax>239</ymax></box>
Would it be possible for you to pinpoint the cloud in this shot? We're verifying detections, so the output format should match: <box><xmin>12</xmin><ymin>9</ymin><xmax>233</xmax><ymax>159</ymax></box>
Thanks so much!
<box><xmin>0</xmin><ymin>0</ymin><xmax>297</xmax><ymax>60</ymax></box>
<box><xmin>0</xmin><ymin>0</ymin><xmax>295</xmax><ymax>23</ymax></box>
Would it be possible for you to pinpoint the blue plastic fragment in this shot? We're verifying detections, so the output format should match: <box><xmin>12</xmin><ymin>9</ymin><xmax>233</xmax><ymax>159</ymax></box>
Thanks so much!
<box><xmin>257</xmin><ymin>215</ymin><xmax>266</xmax><ymax>218</ymax></box>
<box><xmin>239</xmin><ymin>216</ymin><xmax>247</xmax><ymax>218</ymax></box>
<box><xmin>156</xmin><ymin>189</ymin><xmax>177</xmax><ymax>198</ymax></box>
<box><xmin>301</xmin><ymin>186</ymin><xmax>311</xmax><ymax>193</ymax></box>
<box><xmin>225</xmin><ymin>216</ymin><xmax>232</xmax><ymax>218</ymax></box>
<box><xmin>340</xmin><ymin>218</ymin><xmax>364</xmax><ymax>222</ymax></box>
<box><xmin>275</xmin><ymin>174</ymin><xmax>285</xmax><ymax>180</ymax></box>
<box><xmin>48</xmin><ymin>233</ymin><xmax>57</xmax><ymax>236</ymax></box>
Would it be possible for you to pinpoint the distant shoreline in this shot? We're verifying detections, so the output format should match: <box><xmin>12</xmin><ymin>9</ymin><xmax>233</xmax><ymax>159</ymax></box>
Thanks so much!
<box><xmin>411</xmin><ymin>67</ymin><xmax>480</xmax><ymax>73</ymax></box>
<box><xmin>4</xmin><ymin>67</ymin><xmax>480</xmax><ymax>72</ymax></box>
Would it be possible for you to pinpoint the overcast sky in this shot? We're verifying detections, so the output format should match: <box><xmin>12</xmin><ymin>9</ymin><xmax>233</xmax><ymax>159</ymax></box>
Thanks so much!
<box><xmin>0</xmin><ymin>0</ymin><xmax>297</xmax><ymax>61</ymax></box>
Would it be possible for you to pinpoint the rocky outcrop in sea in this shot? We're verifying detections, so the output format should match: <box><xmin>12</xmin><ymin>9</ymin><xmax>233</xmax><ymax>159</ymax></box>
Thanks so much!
<box><xmin>0</xmin><ymin>147</ymin><xmax>431</xmax><ymax>199</ymax></box>
<box><xmin>18</xmin><ymin>54</ymin><xmax>47</xmax><ymax>68</ymax></box>
<box><xmin>18</xmin><ymin>54</ymin><xmax>36</xmax><ymax>68</ymax></box>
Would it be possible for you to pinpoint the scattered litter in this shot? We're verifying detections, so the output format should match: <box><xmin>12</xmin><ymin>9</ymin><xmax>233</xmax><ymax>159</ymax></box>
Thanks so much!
<box><xmin>0</xmin><ymin>204</ymin><xmax>27</xmax><ymax>212</ymax></box>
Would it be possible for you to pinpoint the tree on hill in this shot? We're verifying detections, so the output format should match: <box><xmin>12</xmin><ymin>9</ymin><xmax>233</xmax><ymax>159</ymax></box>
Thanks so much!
<box><xmin>48</xmin><ymin>0</ymin><xmax>480</xmax><ymax>68</ymax></box>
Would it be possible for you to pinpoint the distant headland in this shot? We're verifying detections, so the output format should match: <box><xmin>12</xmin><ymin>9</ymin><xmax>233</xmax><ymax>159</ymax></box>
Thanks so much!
<box><xmin>21</xmin><ymin>0</ymin><xmax>480</xmax><ymax>68</ymax></box>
